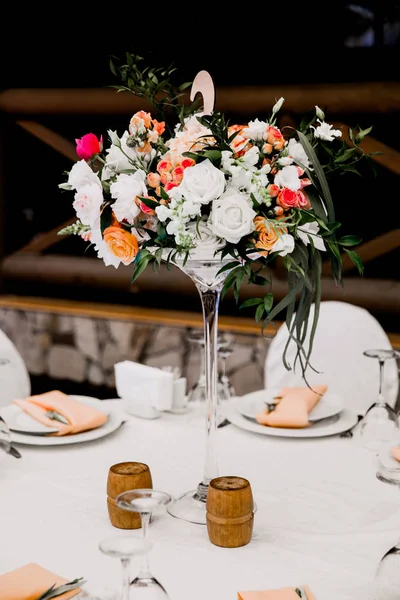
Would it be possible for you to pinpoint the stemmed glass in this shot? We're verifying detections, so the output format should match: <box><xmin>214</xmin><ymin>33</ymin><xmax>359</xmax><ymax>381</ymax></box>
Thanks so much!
<box><xmin>217</xmin><ymin>337</ymin><xmax>235</xmax><ymax>401</ymax></box>
<box><xmin>99</xmin><ymin>537</ymin><xmax>151</xmax><ymax>600</ymax></box>
<box><xmin>116</xmin><ymin>489</ymin><xmax>172</xmax><ymax>599</ymax></box>
<box><xmin>359</xmin><ymin>349</ymin><xmax>399</xmax><ymax>451</ymax></box>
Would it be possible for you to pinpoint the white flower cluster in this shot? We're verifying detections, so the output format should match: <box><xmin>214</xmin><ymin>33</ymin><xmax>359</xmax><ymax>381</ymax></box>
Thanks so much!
<box><xmin>221</xmin><ymin>147</ymin><xmax>272</xmax><ymax>205</ymax></box>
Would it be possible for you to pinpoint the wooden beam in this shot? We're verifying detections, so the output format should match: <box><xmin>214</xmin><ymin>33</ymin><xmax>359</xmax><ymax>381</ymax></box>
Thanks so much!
<box><xmin>322</xmin><ymin>229</ymin><xmax>400</xmax><ymax>275</ymax></box>
<box><xmin>16</xmin><ymin>120</ymin><xmax>77</xmax><ymax>161</ymax></box>
<box><xmin>0</xmin><ymin>294</ymin><xmax>276</xmax><ymax>336</ymax></box>
<box><xmin>1</xmin><ymin>82</ymin><xmax>400</xmax><ymax>115</ymax></box>
<box><xmin>18</xmin><ymin>218</ymin><xmax>76</xmax><ymax>254</ymax></box>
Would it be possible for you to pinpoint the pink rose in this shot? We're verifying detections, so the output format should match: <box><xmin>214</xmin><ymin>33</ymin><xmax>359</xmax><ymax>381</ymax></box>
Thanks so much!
<box><xmin>277</xmin><ymin>188</ymin><xmax>310</xmax><ymax>210</ymax></box>
<box><xmin>75</xmin><ymin>133</ymin><xmax>102</xmax><ymax>161</ymax></box>
<box><xmin>297</xmin><ymin>190</ymin><xmax>311</xmax><ymax>208</ymax></box>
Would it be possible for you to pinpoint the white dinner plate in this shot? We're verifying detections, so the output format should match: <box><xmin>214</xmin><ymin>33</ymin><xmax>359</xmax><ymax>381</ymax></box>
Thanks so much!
<box><xmin>224</xmin><ymin>400</ymin><xmax>359</xmax><ymax>438</ymax></box>
<box><xmin>0</xmin><ymin>395</ymin><xmax>124</xmax><ymax>446</ymax></box>
<box><xmin>235</xmin><ymin>388</ymin><xmax>344</xmax><ymax>423</ymax></box>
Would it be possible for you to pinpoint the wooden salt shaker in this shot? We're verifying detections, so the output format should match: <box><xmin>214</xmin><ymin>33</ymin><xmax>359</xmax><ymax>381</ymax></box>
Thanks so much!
<box><xmin>206</xmin><ymin>476</ymin><xmax>254</xmax><ymax>548</ymax></box>
<box><xmin>107</xmin><ymin>462</ymin><xmax>153</xmax><ymax>529</ymax></box>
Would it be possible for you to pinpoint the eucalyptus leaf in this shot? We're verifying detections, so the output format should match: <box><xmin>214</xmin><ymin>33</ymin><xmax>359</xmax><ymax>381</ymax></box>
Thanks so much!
<box><xmin>240</xmin><ymin>298</ymin><xmax>264</xmax><ymax>309</ymax></box>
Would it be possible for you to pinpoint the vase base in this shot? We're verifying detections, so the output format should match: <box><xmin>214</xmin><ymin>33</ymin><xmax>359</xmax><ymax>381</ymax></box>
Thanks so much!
<box><xmin>167</xmin><ymin>488</ymin><xmax>207</xmax><ymax>525</ymax></box>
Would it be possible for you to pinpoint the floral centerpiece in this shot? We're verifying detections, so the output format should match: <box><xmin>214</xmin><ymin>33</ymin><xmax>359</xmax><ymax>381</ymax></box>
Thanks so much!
<box><xmin>59</xmin><ymin>56</ymin><xmax>371</xmax><ymax>523</ymax></box>
<box><xmin>60</xmin><ymin>56</ymin><xmax>368</xmax><ymax>374</ymax></box>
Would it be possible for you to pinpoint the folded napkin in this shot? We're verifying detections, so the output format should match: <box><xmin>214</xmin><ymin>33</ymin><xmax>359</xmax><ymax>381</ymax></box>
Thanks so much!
<box><xmin>391</xmin><ymin>447</ymin><xmax>400</xmax><ymax>461</ymax></box>
<box><xmin>238</xmin><ymin>586</ymin><xmax>315</xmax><ymax>599</ymax></box>
<box><xmin>0</xmin><ymin>563</ymin><xmax>81</xmax><ymax>600</ymax></box>
<box><xmin>115</xmin><ymin>360</ymin><xmax>174</xmax><ymax>413</ymax></box>
<box><xmin>13</xmin><ymin>391</ymin><xmax>107</xmax><ymax>436</ymax></box>
<box><xmin>256</xmin><ymin>385</ymin><xmax>328</xmax><ymax>429</ymax></box>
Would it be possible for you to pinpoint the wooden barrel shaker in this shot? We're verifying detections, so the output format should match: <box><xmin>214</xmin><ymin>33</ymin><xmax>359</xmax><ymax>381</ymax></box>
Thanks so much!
<box><xmin>206</xmin><ymin>476</ymin><xmax>254</xmax><ymax>548</ymax></box>
<box><xmin>107</xmin><ymin>462</ymin><xmax>153</xmax><ymax>529</ymax></box>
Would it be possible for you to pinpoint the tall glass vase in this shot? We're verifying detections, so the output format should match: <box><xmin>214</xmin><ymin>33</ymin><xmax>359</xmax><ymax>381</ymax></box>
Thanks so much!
<box><xmin>167</xmin><ymin>256</ymin><xmax>232</xmax><ymax>524</ymax></box>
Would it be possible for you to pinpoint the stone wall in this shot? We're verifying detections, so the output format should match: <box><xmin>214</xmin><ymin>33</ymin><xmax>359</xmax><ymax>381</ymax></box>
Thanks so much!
<box><xmin>0</xmin><ymin>308</ymin><xmax>272</xmax><ymax>397</ymax></box>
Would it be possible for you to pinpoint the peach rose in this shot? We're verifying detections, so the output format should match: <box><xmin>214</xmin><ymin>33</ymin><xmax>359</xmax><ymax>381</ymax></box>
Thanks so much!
<box><xmin>172</xmin><ymin>166</ymin><xmax>185</xmax><ymax>184</ymax></box>
<box><xmin>137</xmin><ymin>141</ymin><xmax>152</xmax><ymax>154</ymax></box>
<box><xmin>157</xmin><ymin>160</ymin><xmax>173</xmax><ymax>174</ymax></box>
<box><xmin>134</xmin><ymin>110</ymin><xmax>152</xmax><ymax>128</ymax></box>
<box><xmin>262</xmin><ymin>143</ymin><xmax>273</xmax><ymax>155</ymax></box>
<box><xmin>274</xmin><ymin>206</ymin><xmax>284</xmax><ymax>216</ymax></box>
<box><xmin>103</xmin><ymin>226</ymin><xmax>139</xmax><ymax>265</ymax></box>
<box><xmin>267</xmin><ymin>184</ymin><xmax>280</xmax><ymax>198</ymax></box>
<box><xmin>300</xmin><ymin>178</ymin><xmax>312</xmax><ymax>188</ymax></box>
<box><xmin>297</xmin><ymin>190</ymin><xmax>311</xmax><ymax>208</ymax></box>
<box><xmin>265</xmin><ymin>125</ymin><xmax>285</xmax><ymax>150</ymax></box>
<box><xmin>253</xmin><ymin>216</ymin><xmax>279</xmax><ymax>256</ymax></box>
<box><xmin>160</xmin><ymin>172</ymin><xmax>173</xmax><ymax>185</ymax></box>
<box><xmin>147</xmin><ymin>172</ymin><xmax>161</xmax><ymax>188</ymax></box>
<box><xmin>152</xmin><ymin>119</ymin><xmax>165</xmax><ymax>135</ymax></box>
<box><xmin>181</xmin><ymin>158</ymin><xmax>196</xmax><ymax>169</ymax></box>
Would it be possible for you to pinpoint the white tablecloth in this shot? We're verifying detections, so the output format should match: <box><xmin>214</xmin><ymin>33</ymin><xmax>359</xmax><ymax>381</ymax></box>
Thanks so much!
<box><xmin>1</xmin><ymin>400</ymin><xmax>400</xmax><ymax>600</ymax></box>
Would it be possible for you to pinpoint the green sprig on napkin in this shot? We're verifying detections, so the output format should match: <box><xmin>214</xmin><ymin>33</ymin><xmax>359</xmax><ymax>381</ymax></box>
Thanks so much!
<box><xmin>36</xmin><ymin>577</ymin><xmax>85</xmax><ymax>600</ymax></box>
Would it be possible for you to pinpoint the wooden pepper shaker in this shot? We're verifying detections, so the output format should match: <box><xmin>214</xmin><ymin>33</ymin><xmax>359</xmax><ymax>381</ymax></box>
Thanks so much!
<box><xmin>206</xmin><ymin>476</ymin><xmax>254</xmax><ymax>548</ymax></box>
<box><xmin>107</xmin><ymin>462</ymin><xmax>153</xmax><ymax>529</ymax></box>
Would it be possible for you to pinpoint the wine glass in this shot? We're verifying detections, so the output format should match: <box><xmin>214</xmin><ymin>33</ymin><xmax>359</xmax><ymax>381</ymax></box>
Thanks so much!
<box><xmin>374</xmin><ymin>450</ymin><xmax>400</xmax><ymax>599</ymax></box>
<box><xmin>99</xmin><ymin>536</ymin><xmax>152</xmax><ymax>600</ymax></box>
<box><xmin>217</xmin><ymin>338</ymin><xmax>235</xmax><ymax>401</ymax></box>
<box><xmin>359</xmin><ymin>349</ymin><xmax>399</xmax><ymax>452</ymax></box>
<box><xmin>116</xmin><ymin>489</ymin><xmax>172</xmax><ymax>599</ymax></box>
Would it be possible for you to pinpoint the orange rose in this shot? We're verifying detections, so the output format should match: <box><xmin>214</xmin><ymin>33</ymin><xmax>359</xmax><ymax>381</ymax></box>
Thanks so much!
<box><xmin>267</xmin><ymin>183</ymin><xmax>280</xmax><ymax>197</ymax></box>
<box><xmin>253</xmin><ymin>216</ymin><xmax>279</xmax><ymax>256</ymax></box>
<box><xmin>134</xmin><ymin>110</ymin><xmax>152</xmax><ymax>128</ymax></box>
<box><xmin>172</xmin><ymin>166</ymin><xmax>185</xmax><ymax>184</ymax></box>
<box><xmin>103</xmin><ymin>226</ymin><xmax>139</xmax><ymax>265</ymax></box>
<box><xmin>265</xmin><ymin>125</ymin><xmax>285</xmax><ymax>150</ymax></box>
<box><xmin>147</xmin><ymin>172</ymin><xmax>161</xmax><ymax>188</ymax></box>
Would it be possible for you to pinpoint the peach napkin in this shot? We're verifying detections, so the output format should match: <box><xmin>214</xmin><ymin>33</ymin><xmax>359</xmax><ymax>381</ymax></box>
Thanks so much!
<box><xmin>13</xmin><ymin>390</ymin><xmax>107</xmax><ymax>436</ymax></box>
<box><xmin>0</xmin><ymin>563</ymin><xmax>81</xmax><ymax>600</ymax></box>
<box><xmin>391</xmin><ymin>447</ymin><xmax>400</xmax><ymax>462</ymax></box>
<box><xmin>238</xmin><ymin>586</ymin><xmax>315</xmax><ymax>600</ymax></box>
<box><xmin>256</xmin><ymin>385</ymin><xmax>328</xmax><ymax>429</ymax></box>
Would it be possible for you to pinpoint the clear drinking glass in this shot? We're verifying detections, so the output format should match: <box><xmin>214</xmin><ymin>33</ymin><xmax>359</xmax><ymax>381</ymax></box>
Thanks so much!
<box><xmin>217</xmin><ymin>336</ymin><xmax>235</xmax><ymax>401</ymax></box>
<box><xmin>99</xmin><ymin>536</ymin><xmax>152</xmax><ymax>600</ymax></box>
<box><xmin>359</xmin><ymin>349</ymin><xmax>399</xmax><ymax>452</ymax></box>
<box><xmin>116</xmin><ymin>489</ymin><xmax>172</xmax><ymax>599</ymax></box>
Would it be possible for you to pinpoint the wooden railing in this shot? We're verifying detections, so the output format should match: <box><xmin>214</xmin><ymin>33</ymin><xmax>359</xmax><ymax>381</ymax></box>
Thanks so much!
<box><xmin>1</xmin><ymin>84</ymin><xmax>400</xmax><ymax>319</ymax></box>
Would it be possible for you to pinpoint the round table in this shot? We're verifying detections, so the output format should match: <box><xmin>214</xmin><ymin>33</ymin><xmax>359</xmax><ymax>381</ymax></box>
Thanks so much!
<box><xmin>1</xmin><ymin>399</ymin><xmax>399</xmax><ymax>600</ymax></box>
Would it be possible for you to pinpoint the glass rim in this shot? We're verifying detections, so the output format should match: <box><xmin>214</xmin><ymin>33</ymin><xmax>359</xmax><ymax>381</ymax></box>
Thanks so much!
<box><xmin>116</xmin><ymin>489</ymin><xmax>172</xmax><ymax>511</ymax></box>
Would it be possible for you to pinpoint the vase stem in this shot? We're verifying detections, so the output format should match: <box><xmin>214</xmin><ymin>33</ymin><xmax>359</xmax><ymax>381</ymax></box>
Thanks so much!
<box><xmin>194</xmin><ymin>284</ymin><xmax>220</xmax><ymax>500</ymax></box>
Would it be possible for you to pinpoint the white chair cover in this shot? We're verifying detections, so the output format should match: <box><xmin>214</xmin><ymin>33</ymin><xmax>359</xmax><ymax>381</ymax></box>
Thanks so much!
<box><xmin>0</xmin><ymin>329</ymin><xmax>31</xmax><ymax>408</ymax></box>
<box><xmin>264</xmin><ymin>301</ymin><xmax>399</xmax><ymax>415</ymax></box>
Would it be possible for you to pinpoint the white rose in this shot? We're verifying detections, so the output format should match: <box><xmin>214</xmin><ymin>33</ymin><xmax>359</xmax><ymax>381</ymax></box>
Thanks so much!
<box><xmin>274</xmin><ymin>165</ymin><xmax>301</xmax><ymax>191</ymax></box>
<box><xmin>73</xmin><ymin>183</ymin><xmax>103</xmax><ymax>228</ymax></box>
<box><xmin>180</xmin><ymin>159</ymin><xmax>226</xmax><ymax>205</ymax></box>
<box><xmin>297</xmin><ymin>222</ymin><xmax>326</xmax><ymax>251</ymax></box>
<box><xmin>68</xmin><ymin>160</ymin><xmax>102</xmax><ymax>191</ymax></box>
<box><xmin>312</xmin><ymin>120</ymin><xmax>342</xmax><ymax>142</ymax></box>
<box><xmin>243</xmin><ymin>119</ymin><xmax>267</xmax><ymax>141</ymax></box>
<box><xmin>110</xmin><ymin>171</ymin><xmax>147</xmax><ymax>224</ymax></box>
<box><xmin>271</xmin><ymin>233</ymin><xmax>295</xmax><ymax>256</ymax></box>
<box><xmin>186</xmin><ymin>220</ymin><xmax>226</xmax><ymax>259</ymax></box>
<box><xmin>209</xmin><ymin>188</ymin><xmax>256</xmax><ymax>244</ymax></box>
<box><xmin>240</xmin><ymin>145</ymin><xmax>260</xmax><ymax>167</ymax></box>
<box><xmin>90</xmin><ymin>220</ymin><xmax>120</xmax><ymax>269</ymax></box>
<box><xmin>287</xmin><ymin>138</ymin><xmax>310</xmax><ymax>168</ymax></box>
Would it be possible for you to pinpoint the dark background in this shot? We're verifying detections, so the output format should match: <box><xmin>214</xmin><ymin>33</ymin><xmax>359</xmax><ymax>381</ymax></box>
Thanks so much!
<box><xmin>0</xmin><ymin>2</ymin><xmax>399</xmax><ymax>299</ymax></box>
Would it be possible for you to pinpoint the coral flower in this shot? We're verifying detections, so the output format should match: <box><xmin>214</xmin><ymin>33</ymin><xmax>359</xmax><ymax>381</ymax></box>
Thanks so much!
<box><xmin>75</xmin><ymin>133</ymin><xmax>103</xmax><ymax>161</ymax></box>
<box><xmin>152</xmin><ymin>120</ymin><xmax>166</xmax><ymax>135</ymax></box>
<box><xmin>103</xmin><ymin>226</ymin><xmax>139</xmax><ymax>265</ymax></box>
<box><xmin>157</xmin><ymin>160</ymin><xmax>173</xmax><ymax>174</ymax></box>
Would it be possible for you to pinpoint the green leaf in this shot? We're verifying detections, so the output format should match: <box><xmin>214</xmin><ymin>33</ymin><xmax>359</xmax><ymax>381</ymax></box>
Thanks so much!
<box><xmin>334</xmin><ymin>147</ymin><xmax>358</xmax><ymax>163</ymax></box>
<box><xmin>203</xmin><ymin>149</ymin><xmax>222</xmax><ymax>163</ymax></box>
<box><xmin>132</xmin><ymin>252</ymin><xmax>153</xmax><ymax>284</ymax></box>
<box><xmin>109</xmin><ymin>59</ymin><xmax>118</xmax><ymax>77</ymax></box>
<box><xmin>344</xmin><ymin>248</ymin><xmax>364</xmax><ymax>275</ymax></box>
<box><xmin>349</xmin><ymin>128</ymin><xmax>354</xmax><ymax>143</ymax></box>
<box><xmin>160</xmin><ymin>187</ymin><xmax>169</xmax><ymax>201</ymax></box>
<box><xmin>296</xmin><ymin>130</ymin><xmax>335</xmax><ymax>222</ymax></box>
<box><xmin>138</xmin><ymin>196</ymin><xmax>159</xmax><ymax>210</ymax></box>
<box><xmin>240</xmin><ymin>298</ymin><xmax>263</xmax><ymax>309</ymax></box>
<box><xmin>255</xmin><ymin>303</ymin><xmax>265</xmax><ymax>323</ymax></box>
<box><xmin>179</xmin><ymin>81</ymin><xmax>193</xmax><ymax>91</ymax></box>
<box><xmin>263</xmin><ymin>278</ymin><xmax>303</xmax><ymax>326</ymax></box>
<box><xmin>338</xmin><ymin>235</ymin><xmax>362</xmax><ymax>247</ymax></box>
<box><xmin>355</xmin><ymin>125</ymin><xmax>373</xmax><ymax>144</ymax></box>
<box><xmin>217</xmin><ymin>261</ymin><xmax>239</xmax><ymax>275</ymax></box>
<box><xmin>263</xmin><ymin>293</ymin><xmax>274</xmax><ymax>314</ymax></box>
<box><xmin>182</xmin><ymin>151</ymin><xmax>200</xmax><ymax>162</ymax></box>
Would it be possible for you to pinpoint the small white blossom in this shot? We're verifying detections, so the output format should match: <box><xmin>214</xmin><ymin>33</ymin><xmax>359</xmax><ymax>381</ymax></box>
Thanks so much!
<box><xmin>181</xmin><ymin>200</ymin><xmax>202</xmax><ymax>218</ymax></box>
<box><xmin>272</xmin><ymin>97</ymin><xmax>285</xmax><ymax>114</ymax></box>
<box><xmin>240</xmin><ymin>145</ymin><xmax>260</xmax><ymax>167</ymax></box>
<box><xmin>312</xmin><ymin>120</ymin><xmax>342</xmax><ymax>142</ymax></box>
<box><xmin>287</xmin><ymin>138</ymin><xmax>311</xmax><ymax>168</ymax></box>
<box><xmin>243</xmin><ymin>119</ymin><xmax>267</xmax><ymax>142</ymax></box>
<box><xmin>73</xmin><ymin>183</ymin><xmax>103</xmax><ymax>227</ymax></box>
<box><xmin>155</xmin><ymin>204</ymin><xmax>172</xmax><ymax>222</ymax></box>
<box><xmin>110</xmin><ymin>171</ymin><xmax>147</xmax><ymax>224</ymax></box>
<box><xmin>271</xmin><ymin>233</ymin><xmax>295</xmax><ymax>256</ymax></box>
<box><xmin>315</xmin><ymin>106</ymin><xmax>325</xmax><ymax>121</ymax></box>
<box><xmin>297</xmin><ymin>222</ymin><xmax>326</xmax><ymax>251</ymax></box>
<box><xmin>277</xmin><ymin>157</ymin><xmax>294</xmax><ymax>166</ymax></box>
<box><xmin>68</xmin><ymin>160</ymin><xmax>102</xmax><ymax>191</ymax></box>
<box><xmin>108</xmin><ymin>130</ymin><xmax>120</xmax><ymax>145</ymax></box>
<box><xmin>274</xmin><ymin>165</ymin><xmax>301</xmax><ymax>191</ymax></box>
